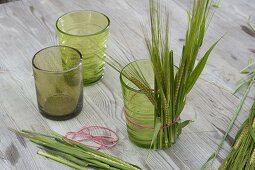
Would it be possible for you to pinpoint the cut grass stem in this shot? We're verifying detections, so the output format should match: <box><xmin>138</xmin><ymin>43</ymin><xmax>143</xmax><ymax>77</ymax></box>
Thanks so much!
<box><xmin>38</xmin><ymin>151</ymin><xmax>87</xmax><ymax>170</ymax></box>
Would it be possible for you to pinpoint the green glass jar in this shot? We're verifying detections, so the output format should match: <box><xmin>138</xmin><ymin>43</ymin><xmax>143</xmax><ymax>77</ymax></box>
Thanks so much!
<box><xmin>120</xmin><ymin>60</ymin><xmax>155</xmax><ymax>148</ymax></box>
<box><xmin>121</xmin><ymin>60</ymin><xmax>181</xmax><ymax>149</ymax></box>
<box><xmin>56</xmin><ymin>10</ymin><xmax>110</xmax><ymax>85</ymax></box>
<box><xmin>32</xmin><ymin>46</ymin><xmax>83</xmax><ymax>120</ymax></box>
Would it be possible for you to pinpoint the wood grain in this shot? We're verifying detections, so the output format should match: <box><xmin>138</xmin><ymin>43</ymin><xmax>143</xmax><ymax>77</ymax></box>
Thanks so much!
<box><xmin>0</xmin><ymin>0</ymin><xmax>255</xmax><ymax>169</ymax></box>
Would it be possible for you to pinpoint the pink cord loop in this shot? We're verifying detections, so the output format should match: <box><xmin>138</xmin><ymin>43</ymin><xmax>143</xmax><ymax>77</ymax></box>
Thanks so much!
<box><xmin>65</xmin><ymin>125</ymin><xmax>119</xmax><ymax>150</ymax></box>
<box><xmin>123</xmin><ymin>108</ymin><xmax>180</xmax><ymax>129</ymax></box>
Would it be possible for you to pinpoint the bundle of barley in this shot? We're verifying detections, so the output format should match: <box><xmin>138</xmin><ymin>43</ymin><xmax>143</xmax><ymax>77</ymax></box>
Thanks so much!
<box><xmin>219</xmin><ymin>105</ymin><xmax>255</xmax><ymax>170</ymax></box>
<box><xmin>203</xmin><ymin>59</ymin><xmax>255</xmax><ymax>169</ymax></box>
<box><xmin>106</xmin><ymin>0</ymin><xmax>219</xmax><ymax>149</ymax></box>
<box><xmin>13</xmin><ymin>129</ymin><xmax>141</xmax><ymax>170</ymax></box>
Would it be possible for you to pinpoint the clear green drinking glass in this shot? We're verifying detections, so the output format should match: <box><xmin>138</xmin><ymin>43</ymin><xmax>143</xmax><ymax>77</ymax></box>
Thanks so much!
<box><xmin>120</xmin><ymin>60</ymin><xmax>155</xmax><ymax>148</ymax></box>
<box><xmin>32</xmin><ymin>46</ymin><xmax>83</xmax><ymax>120</ymax></box>
<box><xmin>56</xmin><ymin>10</ymin><xmax>110</xmax><ymax>85</ymax></box>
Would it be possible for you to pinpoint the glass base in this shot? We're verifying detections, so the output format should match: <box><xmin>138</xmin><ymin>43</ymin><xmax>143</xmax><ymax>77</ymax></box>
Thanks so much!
<box><xmin>83</xmin><ymin>74</ymin><xmax>103</xmax><ymax>86</ymax></box>
<box><xmin>127</xmin><ymin>128</ymin><xmax>174</xmax><ymax>149</ymax></box>
<box><xmin>39</xmin><ymin>106</ymin><xmax>82</xmax><ymax>120</ymax></box>
<box><xmin>127</xmin><ymin>135</ymin><xmax>151</xmax><ymax>149</ymax></box>
<box><xmin>38</xmin><ymin>94</ymin><xmax>83</xmax><ymax>121</ymax></box>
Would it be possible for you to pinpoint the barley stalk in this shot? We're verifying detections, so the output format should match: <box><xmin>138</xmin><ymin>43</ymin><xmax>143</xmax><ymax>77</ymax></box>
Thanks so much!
<box><xmin>233</xmin><ymin>125</ymin><xmax>249</xmax><ymax>150</ymax></box>
<box><xmin>250</xmin><ymin>148</ymin><xmax>255</xmax><ymax>165</ymax></box>
<box><xmin>12</xmin><ymin>129</ymin><xmax>142</xmax><ymax>170</ymax></box>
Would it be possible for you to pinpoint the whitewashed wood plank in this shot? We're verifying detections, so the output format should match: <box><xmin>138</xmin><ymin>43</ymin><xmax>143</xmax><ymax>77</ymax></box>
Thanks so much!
<box><xmin>0</xmin><ymin>0</ymin><xmax>255</xmax><ymax>169</ymax></box>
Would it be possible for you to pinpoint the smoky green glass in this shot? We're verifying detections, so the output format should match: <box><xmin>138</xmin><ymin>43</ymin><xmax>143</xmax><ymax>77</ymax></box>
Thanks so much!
<box><xmin>56</xmin><ymin>10</ymin><xmax>110</xmax><ymax>85</ymax></box>
<box><xmin>120</xmin><ymin>60</ymin><xmax>155</xmax><ymax>148</ymax></box>
<box><xmin>32</xmin><ymin>46</ymin><xmax>83</xmax><ymax>120</ymax></box>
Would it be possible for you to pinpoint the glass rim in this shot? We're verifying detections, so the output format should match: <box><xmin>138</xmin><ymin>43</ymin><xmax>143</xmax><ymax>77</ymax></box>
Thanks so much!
<box><xmin>120</xmin><ymin>59</ymin><xmax>178</xmax><ymax>93</ymax></box>
<box><xmin>32</xmin><ymin>45</ymin><xmax>83</xmax><ymax>74</ymax></box>
<box><xmin>56</xmin><ymin>10</ymin><xmax>110</xmax><ymax>37</ymax></box>
<box><xmin>120</xmin><ymin>59</ymin><xmax>151</xmax><ymax>93</ymax></box>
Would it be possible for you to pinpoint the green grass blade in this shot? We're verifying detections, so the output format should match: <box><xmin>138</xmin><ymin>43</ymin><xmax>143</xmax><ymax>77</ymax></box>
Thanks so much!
<box><xmin>234</xmin><ymin>79</ymin><xmax>251</xmax><ymax>94</ymax></box>
<box><xmin>38</xmin><ymin>151</ymin><xmax>87</xmax><ymax>170</ymax></box>
<box><xmin>179</xmin><ymin>120</ymin><xmax>193</xmax><ymax>129</ymax></box>
<box><xmin>250</xmin><ymin>128</ymin><xmax>255</xmax><ymax>142</ymax></box>
<box><xmin>176</xmin><ymin>99</ymin><xmax>185</xmax><ymax>116</ymax></box>
<box><xmin>150</xmin><ymin>117</ymin><xmax>162</xmax><ymax>149</ymax></box>
<box><xmin>15</xmin><ymin>130</ymin><xmax>142</xmax><ymax>170</ymax></box>
<box><xmin>185</xmin><ymin>39</ymin><xmax>220</xmax><ymax>95</ymax></box>
<box><xmin>201</xmin><ymin>153</ymin><xmax>216</xmax><ymax>170</ymax></box>
<box><xmin>37</xmin><ymin>137</ymin><xmax>139</xmax><ymax>170</ymax></box>
<box><xmin>41</xmin><ymin>147</ymin><xmax>89</xmax><ymax>167</ymax></box>
<box><xmin>240</xmin><ymin>62</ymin><xmax>255</xmax><ymax>74</ymax></box>
<box><xmin>202</xmin><ymin>77</ymin><xmax>255</xmax><ymax>169</ymax></box>
<box><xmin>59</xmin><ymin>137</ymin><xmax>142</xmax><ymax>170</ymax></box>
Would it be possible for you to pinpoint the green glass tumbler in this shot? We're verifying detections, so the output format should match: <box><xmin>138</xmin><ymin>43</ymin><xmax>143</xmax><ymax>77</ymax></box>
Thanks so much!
<box><xmin>56</xmin><ymin>10</ymin><xmax>110</xmax><ymax>85</ymax></box>
<box><xmin>120</xmin><ymin>60</ymin><xmax>155</xmax><ymax>148</ymax></box>
<box><xmin>32</xmin><ymin>46</ymin><xmax>83</xmax><ymax>120</ymax></box>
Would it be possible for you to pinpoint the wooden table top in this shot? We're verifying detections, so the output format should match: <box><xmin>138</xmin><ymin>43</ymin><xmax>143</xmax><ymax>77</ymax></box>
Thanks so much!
<box><xmin>0</xmin><ymin>0</ymin><xmax>255</xmax><ymax>169</ymax></box>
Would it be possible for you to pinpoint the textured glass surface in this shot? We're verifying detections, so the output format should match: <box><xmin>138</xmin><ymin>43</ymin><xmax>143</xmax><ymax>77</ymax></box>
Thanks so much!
<box><xmin>120</xmin><ymin>60</ymin><xmax>155</xmax><ymax>148</ymax></box>
<box><xmin>32</xmin><ymin>46</ymin><xmax>83</xmax><ymax>120</ymax></box>
<box><xmin>56</xmin><ymin>10</ymin><xmax>110</xmax><ymax>85</ymax></box>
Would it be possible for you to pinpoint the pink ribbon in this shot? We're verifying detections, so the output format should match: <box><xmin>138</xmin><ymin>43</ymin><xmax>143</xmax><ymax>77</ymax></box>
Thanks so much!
<box><xmin>65</xmin><ymin>125</ymin><xmax>119</xmax><ymax>150</ymax></box>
